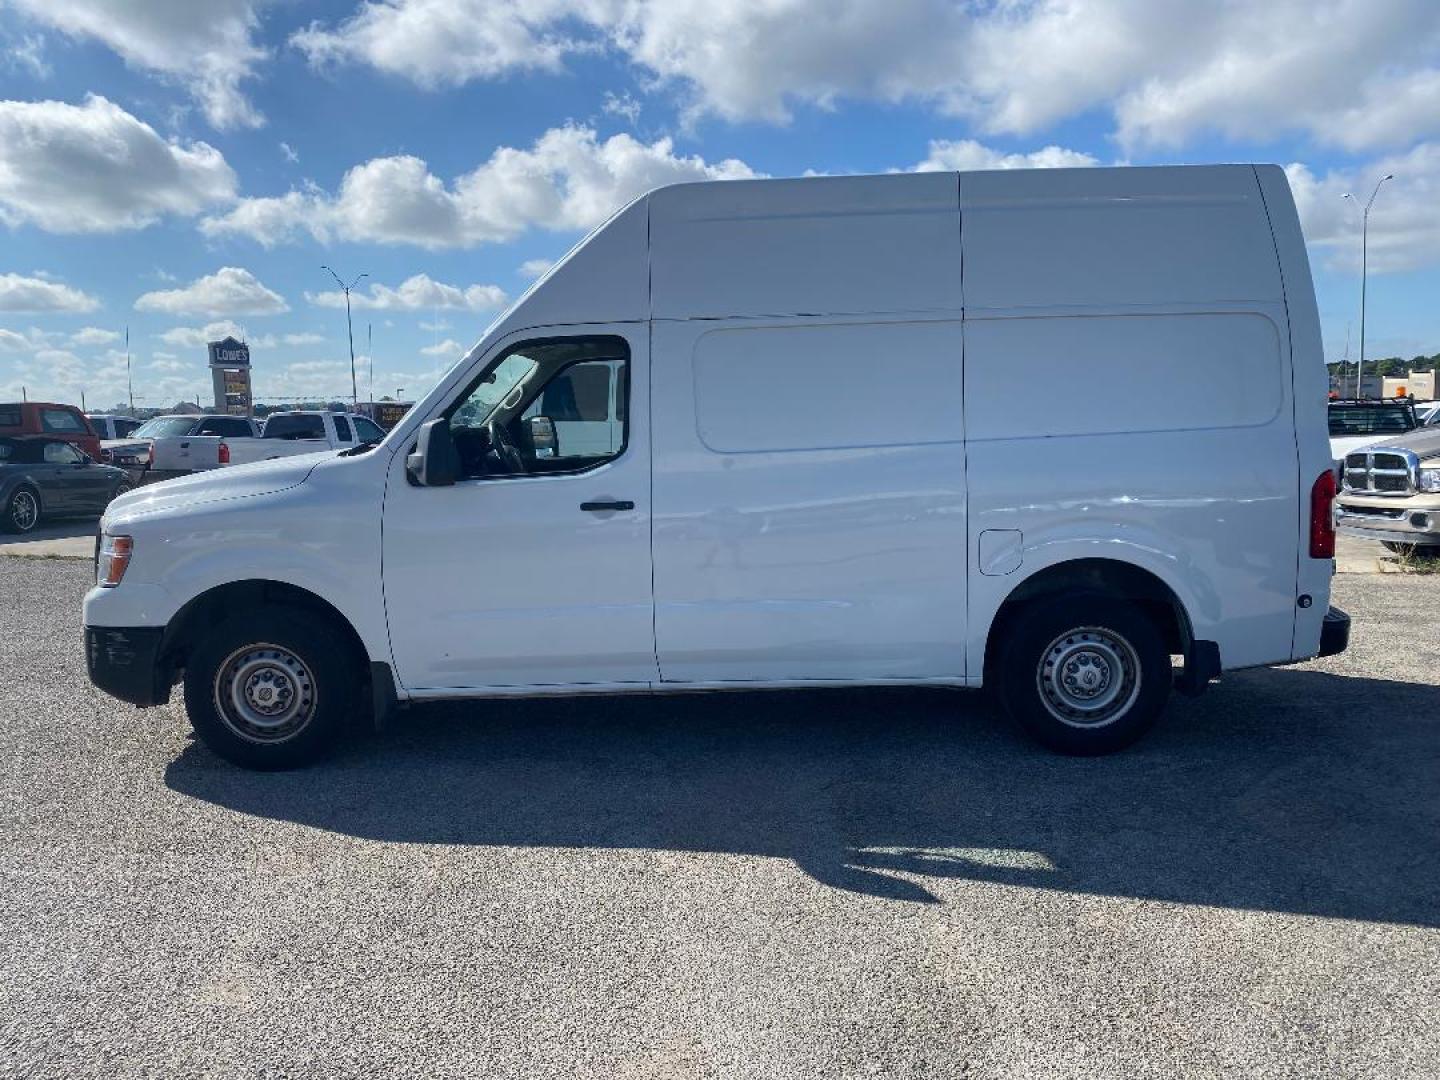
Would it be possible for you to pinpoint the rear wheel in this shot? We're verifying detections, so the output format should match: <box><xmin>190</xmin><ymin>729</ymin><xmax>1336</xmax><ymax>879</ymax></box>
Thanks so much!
<box><xmin>995</xmin><ymin>595</ymin><xmax>1171</xmax><ymax>755</ymax></box>
<box><xmin>3</xmin><ymin>486</ymin><xmax>41</xmax><ymax>534</ymax></box>
<box><xmin>183</xmin><ymin>608</ymin><xmax>359</xmax><ymax>769</ymax></box>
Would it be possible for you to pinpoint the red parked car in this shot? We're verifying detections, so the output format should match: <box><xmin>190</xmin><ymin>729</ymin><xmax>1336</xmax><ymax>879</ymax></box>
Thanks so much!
<box><xmin>0</xmin><ymin>402</ymin><xmax>102</xmax><ymax>461</ymax></box>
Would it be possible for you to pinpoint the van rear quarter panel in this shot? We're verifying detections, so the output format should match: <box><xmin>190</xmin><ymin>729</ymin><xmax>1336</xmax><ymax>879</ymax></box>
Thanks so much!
<box><xmin>960</xmin><ymin>165</ymin><xmax>1301</xmax><ymax>673</ymax></box>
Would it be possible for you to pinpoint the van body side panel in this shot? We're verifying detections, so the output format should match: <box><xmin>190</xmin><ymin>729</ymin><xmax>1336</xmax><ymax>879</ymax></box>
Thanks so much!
<box><xmin>651</xmin><ymin>316</ymin><xmax>968</xmax><ymax>682</ymax></box>
<box><xmin>1253</xmin><ymin>165</ymin><xmax>1333</xmax><ymax>660</ymax></box>
<box><xmin>960</xmin><ymin>165</ymin><xmax>1301</xmax><ymax>674</ymax></box>
<box><xmin>649</xmin><ymin>174</ymin><xmax>963</xmax><ymax>320</ymax></box>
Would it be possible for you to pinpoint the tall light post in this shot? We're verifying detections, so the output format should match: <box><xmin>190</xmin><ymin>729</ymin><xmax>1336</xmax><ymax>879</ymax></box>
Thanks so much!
<box><xmin>321</xmin><ymin>265</ymin><xmax>368</xmax><ymax>411</ymax></box>
<box><xmin>1342</xmin><ymin>174</ymin><xmax>1394</xmax><ymax>398</ymax></box>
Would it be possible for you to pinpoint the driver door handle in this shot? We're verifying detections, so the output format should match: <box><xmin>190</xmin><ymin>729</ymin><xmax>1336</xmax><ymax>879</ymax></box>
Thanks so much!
<box><xmin>580</xmin><ymin>500</ymin><xmax>634</xmax><ymax>512</ymax></box>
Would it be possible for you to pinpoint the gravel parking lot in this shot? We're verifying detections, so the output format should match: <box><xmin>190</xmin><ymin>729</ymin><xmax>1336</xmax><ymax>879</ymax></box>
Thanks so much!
<box><xmin>1</xmin><ymin>559</ymin><xmax>1437</xmax><ymax>1078</ymax></box>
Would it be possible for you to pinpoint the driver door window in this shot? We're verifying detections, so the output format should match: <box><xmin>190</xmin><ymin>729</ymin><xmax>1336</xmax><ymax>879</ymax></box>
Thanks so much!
<box><xmin>447</xmin><ymin>337</ymin><xmax>629</xmax><ymax>481</ymax></box>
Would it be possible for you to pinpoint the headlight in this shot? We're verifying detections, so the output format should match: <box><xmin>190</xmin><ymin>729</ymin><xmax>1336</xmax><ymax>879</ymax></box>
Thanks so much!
<box><xmin>97</xmin><ymin>534</ymin><xmax>133</xmax><ymax>587</ymax></box>
<box><xmin>1419</xmin><ymin>467</ymin><xmax>1440</xmax><ymax>493</ymax></box>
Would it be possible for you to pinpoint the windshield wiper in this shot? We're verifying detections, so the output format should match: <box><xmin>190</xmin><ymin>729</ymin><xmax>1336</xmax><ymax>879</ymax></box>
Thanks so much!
<box><xmin>338</xmin><ymin>438</ymin><xmax>382</xmax><ymax>457</ymax></box>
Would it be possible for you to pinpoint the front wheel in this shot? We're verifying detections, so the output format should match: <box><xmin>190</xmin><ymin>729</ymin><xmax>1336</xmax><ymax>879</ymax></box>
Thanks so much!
<box><xmin>183</xmin><ymin>608</ymin><xmax>359</xmax><ymax>769</ymax></box>
<box><xmin>995</xmin><ymin>596</ymin><xmax>1171</xmax><ymax>755</ymax></box>
<box><xmin>1381</xmin><ymin>540</ymin><xmax>1439</xmax><ymax>557</ymax></box>
<box><xmin>3</xmin><ymin>486</ymin><xmax>41</xmax><ymax>534</ymax></box>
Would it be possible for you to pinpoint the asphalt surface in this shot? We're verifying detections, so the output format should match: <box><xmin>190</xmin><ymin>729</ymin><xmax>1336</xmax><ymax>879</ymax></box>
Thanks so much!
<box><xmin>1</xmin><ymin>561</ymin><xmax>1437</xmax><ymax>1078</ymax></box>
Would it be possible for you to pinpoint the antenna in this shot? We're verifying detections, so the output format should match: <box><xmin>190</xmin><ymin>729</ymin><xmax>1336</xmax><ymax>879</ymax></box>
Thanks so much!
<box><xmin>125</xmin><ymin>326</ymin><xmax>134</xmax><ymax>414</ymax></box>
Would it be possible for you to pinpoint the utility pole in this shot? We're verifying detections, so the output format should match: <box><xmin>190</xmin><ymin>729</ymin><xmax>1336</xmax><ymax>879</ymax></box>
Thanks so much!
<box><xmin>321</xmin><ymin>266</ymin><xmax>367</xmax><ymax>412</ymax></box>
<box><xmin>125</xmin><ymin>326</ymin><xmax>134</xmax><ymax>414</ymax></box>
<box><xmin>81</xmin><ymin>389</ymin><xmax>87</xmax><ymax>412</ymax></box>
<box><xmin>1343</xmin><ymin>175</ymin><xmax>1394</xmax><ymax>399</ymax></box>
<box><xmin>367</xmin><ymin>322</ymin><xmax>374</xmax><ymax>412</ymax></box>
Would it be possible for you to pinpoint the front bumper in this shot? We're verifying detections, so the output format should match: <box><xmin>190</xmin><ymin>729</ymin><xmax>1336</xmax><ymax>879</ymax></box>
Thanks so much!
<box><xmin>1319</xmin><ymin>606</ymin><xmax>1350</xmax><ymax>658</ymax></box>
<box><xmin>85</xmin><ymin>626</ymin><xmax>169</xmax><ymax>707</ymax></box>
<box><xmin>1337</xmin><ymin>502</ymin><xmax>1440</xmax><ymax>546</ymax></box>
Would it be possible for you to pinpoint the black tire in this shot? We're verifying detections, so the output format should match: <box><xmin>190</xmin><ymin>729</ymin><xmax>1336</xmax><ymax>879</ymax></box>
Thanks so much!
<box><xmin>109</xmin><ymin>480</ymin><xmax>133</xmax><ymax>504</ymax></box>
<box><xmin>183</xmin><ymin>607</ymin><xmax>360</xmax><ymax>769</ymax></box>
<box><xmin>1381</xmin><ymin>540</ymin><xmax>1439</xmax><ymax>557</ymax></box>
<box><xmin>2</xmin><ymin>485</ymin><xmax>41</xmax><ymax>534</ymax></box>
<box><xmin>995</xmin><ymin>595</ymin><xmax>1171</xmax><ymax>755</ymax></box>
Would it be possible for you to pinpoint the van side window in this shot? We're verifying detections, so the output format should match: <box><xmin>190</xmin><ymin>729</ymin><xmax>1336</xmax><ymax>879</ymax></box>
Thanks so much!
<box><xmin>333</xmin><ymin>416</ymin><xmax>353</xmax><ymax>442</ymax></box>
<box><xmin>447</xmin><ymin>336</ymin><xmax>629</xmax><ymax>481</ymax></box>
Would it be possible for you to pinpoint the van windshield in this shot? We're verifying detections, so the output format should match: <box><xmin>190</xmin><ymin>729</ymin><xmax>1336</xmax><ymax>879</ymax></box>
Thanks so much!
<box><xmin>1327</xmin><ymin>403</ymin><xmax>1418</xmax><ymax>437</ymax></box>
<box><xmin>132</xmin><ymin>417</ymin><xmax>198</xmax><ymax>439</ymax></box>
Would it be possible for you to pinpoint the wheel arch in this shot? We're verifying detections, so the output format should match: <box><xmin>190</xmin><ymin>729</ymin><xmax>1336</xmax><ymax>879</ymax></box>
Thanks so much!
<box><xmin>159</xmin><ymin>579</ymin><xmax>369</xmax><ymax>687</ymax></box>
<box><xmin>982</xmin><ymin>557</ymin><xmax>1195</xmax><ymax>685</ymax></box>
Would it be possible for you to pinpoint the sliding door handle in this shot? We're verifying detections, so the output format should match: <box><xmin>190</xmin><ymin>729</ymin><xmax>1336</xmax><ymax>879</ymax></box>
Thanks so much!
<box><xmin>580</xmin><ymin>500</ymin><xmax>635</xmax><ymax>512</ymax></box>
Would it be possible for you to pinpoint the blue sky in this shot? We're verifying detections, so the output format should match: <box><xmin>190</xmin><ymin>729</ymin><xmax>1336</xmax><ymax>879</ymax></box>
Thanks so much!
<box><xmin>1</xmin><ymin>0</ymin><xmax>1438</xmax><ymax>410</ymax></box>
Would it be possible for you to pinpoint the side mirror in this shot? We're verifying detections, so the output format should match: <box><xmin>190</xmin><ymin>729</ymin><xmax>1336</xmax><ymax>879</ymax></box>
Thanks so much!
<box><xmin>528</xmin><ymin>415</ymin><xmax>557</xmax><ymax>459</ymax></box>
<box><xmin>406</xmin><ymin>418</ymin><xmax>460</xmax><ymax>486</ymax></box>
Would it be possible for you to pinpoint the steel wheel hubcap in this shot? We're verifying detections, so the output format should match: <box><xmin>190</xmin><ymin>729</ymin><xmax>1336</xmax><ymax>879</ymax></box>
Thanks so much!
<box><xmin>1037</xmin><ymin>626</ymin><xmax>1141</xmax><ymax>728</ymax></box>
<box><xmin>213</xmin><ymin>643</ymin><xmax>317</xmax><ymax>743</ymax></box>
<box><xmin>11</xmin><ymin>491</ymin><xmax>37</xmax><ymax>530</ymax></box>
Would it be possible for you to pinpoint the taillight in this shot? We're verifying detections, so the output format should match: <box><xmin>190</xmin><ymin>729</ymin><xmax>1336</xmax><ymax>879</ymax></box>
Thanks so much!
<box><xmin>1310</xmin><ymin>469</ymin><xmax>1337</xmax><ymax>558</ymax></box>
<box><xmin>218</xmin><ymin>441</ymin><xmax>230</xmax><ymax>465</ymax></box>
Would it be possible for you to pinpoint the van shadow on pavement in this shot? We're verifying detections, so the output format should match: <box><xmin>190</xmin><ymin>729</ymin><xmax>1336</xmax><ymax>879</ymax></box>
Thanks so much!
<box><xmin>165</xmin><ymin>667</ymin><xmax>1440</xmax><ymax>924</ymax></box>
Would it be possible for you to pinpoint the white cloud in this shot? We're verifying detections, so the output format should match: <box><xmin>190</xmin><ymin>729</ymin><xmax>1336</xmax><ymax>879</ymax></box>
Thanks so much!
<box><xmin>0</xmin><ymin>95</ymin><xmax>236</xmax><ymax>233</ymax></box>
<box><xmin>419</xmin><ymin>318</ymin><xmax>451</xmax><ymax>332</ymax></box>
<box><xmin>912</xmin><ymin>140</ymin><xmax>1099</xmax><ymax>173</ymax></box>
<box><xmin>70</xmin><ymin>326</ymin><xmax>121</xmax><ymax>346</ymax></box>
<box><xmin>9</xmin><ymin>0</ymin><xmax>270</xmax><ymax>129</ymax></box>
<box><xmin>307</xmin><ymin>274</ymin><xmax>506</xmax><ymax>312</ymax></box>
<box><xmin>200</xmin><ymin>124</ymin><xmax>757</xmax><ymax>249</ymax></box>
<box><xmin>518</xmin><ymin>258</ymin><xmax>554</xmax><ymax>279</ymax></box>
<box><xmin>285</xmin><ymin>1</ymin><xmax>1440</xmax><ymax>151</ymax></box>
<box><xmin>157</xmin><ymin>320</ymin><xmax>247</xmax><ymax>348</ymax></box>
<box><xmin>291</xmin><ymin>0</ymin><xmax>572</xmax><ymax>88</ymax></box>
<box><xmin>0</xmin><ymin>272</ymin><xmax>99</xmax><ymax>312</ymax></box>
<box><xmin>249</xmin><ymin>331</ymin><xmax>327</xmax><ymax>348</ymax></box>
<box><xmin>1287</xmin><ymin>143</ymin><xmax>1440</xmax><ymax>274</ymax></box>
<box><xmin>280</xmin><ymin>141</ymin><xmax>299</xmax><ymax>163</ymax></box>
<box><xmin>420</xmin><ymin>338</ymin><xmax>463</xmax><ymax>356</ymax></box>
<box><xmin>0</xmin><ymin>328</ymin><xmax>36</xmax><ymax>351</ymax></box>
<box><xmin>135</xmin><ymin>267</ymin><xmax>288</xmax><ymax>316</ymax></box>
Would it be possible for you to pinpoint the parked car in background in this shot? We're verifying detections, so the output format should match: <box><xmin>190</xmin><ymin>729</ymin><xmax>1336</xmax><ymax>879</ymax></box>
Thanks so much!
<box><xmin>1</xmin><ymin>436</ymin><xmax>131</xmax><ymax>534</ymax></box>
<box><xmin>85</xmin><ymin>165</ymin><xmax>1344</xmax><ymax>769</ymax></box>
<box><xmin>217</xmin><ymin>411</ymin><xmax>386</xmax><ymax>467</ymax></box>
<box><xmin>1414</xmin><ymin>400</ymin><xmax>1440</xmax><ymax>425</ymax></box>
<box><xmin>1337</xmin><ymin>423</ymin><xmax>1440</xmax><ymax>555</ymax></box>
<box><xmin>87</xmin><ymin>415</ymin><xmax>143</xmax><ymax>441</ymax></box>
<box><xmin>0</xmin><ymin>402</ymin><xmax>102</xmax><ymax>461</ymax></box>
<box><xmin>102</xmin><ymin>414</ymin><xmax>261</xmax><ymax>481</ymax></box>
<box><xmin>1327</xmin><ymin>398</ymin><xmax>1419</xmax><ymax>466</ymax></box>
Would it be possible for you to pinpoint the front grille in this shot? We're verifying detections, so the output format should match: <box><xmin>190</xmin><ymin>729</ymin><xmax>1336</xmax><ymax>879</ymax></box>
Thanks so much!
<box><xmin>1342</xmin><ymin>449</ymin><xmax>1416</xmax><ymax>495</ymax></box>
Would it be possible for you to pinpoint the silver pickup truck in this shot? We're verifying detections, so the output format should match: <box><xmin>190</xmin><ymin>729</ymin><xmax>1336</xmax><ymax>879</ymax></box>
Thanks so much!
<box><xmin>1337</xmin><ymin>422</ymin><xmax>1440</xmax><ymax>554</ymax></box>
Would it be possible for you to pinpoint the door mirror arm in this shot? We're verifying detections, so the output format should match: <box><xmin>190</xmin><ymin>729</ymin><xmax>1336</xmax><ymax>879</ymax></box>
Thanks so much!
<box><xmin>406</xmin><ymin>418</ymin><xmax>460</xmax><ymax>487</ymax></box>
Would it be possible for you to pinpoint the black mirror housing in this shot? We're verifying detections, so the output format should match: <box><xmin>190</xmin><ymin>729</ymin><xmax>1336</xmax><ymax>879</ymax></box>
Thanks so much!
<box><xmin>406</xmin><ymin>418</ymin><xmax>460</xmax><ymax>486</ymax></box>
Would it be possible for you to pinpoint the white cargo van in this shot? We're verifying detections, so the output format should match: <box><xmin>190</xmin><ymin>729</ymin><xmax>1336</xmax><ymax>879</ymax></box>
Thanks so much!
<box><xmin>84</xmin><ymin>166</ymin><xmax>1347</xmax><ymax>769</ymax></box>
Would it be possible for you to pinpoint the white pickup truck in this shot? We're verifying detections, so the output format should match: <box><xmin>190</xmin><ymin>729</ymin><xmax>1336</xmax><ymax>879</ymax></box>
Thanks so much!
<box><xmin>103</xmin><ymin>414</ymin><xmax>261</xmax><ymax>480</ymax></box>
<box><xmin>105</xmin><ymin>411</ymin><xmax>386</xmax><ymax>480</ymax></box>
<box><xmin>222</xmin><ymin>411</ymin><xmax>388</xmax><ymax>467</ymax></box>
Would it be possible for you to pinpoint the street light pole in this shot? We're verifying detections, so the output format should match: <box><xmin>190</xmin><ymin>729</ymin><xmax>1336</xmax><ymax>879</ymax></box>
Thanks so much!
<box><xmin>321</xmin><ymin>265</ymin><xmax>368</xmax><ymax>411</ymax></box>
<box><xmin>1343</xmin><ymin>174</ymin><xmax>1394</xmax><ymax>399</ymax></box>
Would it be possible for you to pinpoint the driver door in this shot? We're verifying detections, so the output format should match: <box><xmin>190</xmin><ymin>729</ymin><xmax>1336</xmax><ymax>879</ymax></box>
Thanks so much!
<box><xmin>381</xmin><ymin>326</ymin><xmax>657</xmax><ymax>690</ymax></box>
